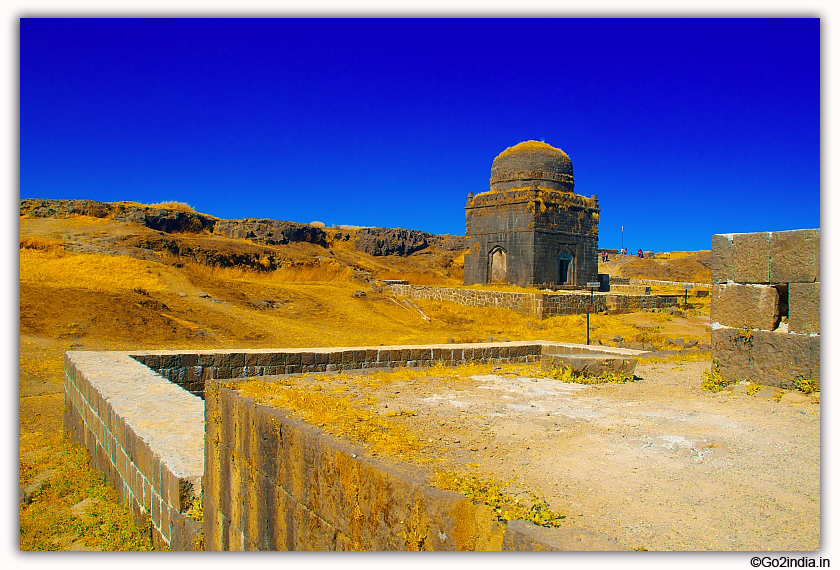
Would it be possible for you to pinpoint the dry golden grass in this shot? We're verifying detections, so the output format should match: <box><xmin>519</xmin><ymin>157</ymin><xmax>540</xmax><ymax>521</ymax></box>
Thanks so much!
<box><xmin>20</xmin><ymin>235</ymin><xmax>67</xmax><ymax>253</ymax></box>
<box><xmin>116</xmin><ymin>200</ymin><xmax>198</xmax><ymax>213</ymax></box>
<box><xmin>184</xmin><ymin>260</ymin><xmax>356</xmax><ymax>284</ymax></box>
<box><xmin>20</xmin><ymin>248</ymin><xmax>169</xmax><ymax>293</ymax></box>
<box><xmin>375</xmin><ymin>270</ymin><xmax>458</xmax><ymax>286</ymax></box>
<box><xmin>238</xmin><ymin>380</ymin><xmax>424</xmax><ymax>458</ymax></box>
<box><xmin>20</xmin><ymin>432</ymin><xmax>153</xmax><ymax>551</ymax></box>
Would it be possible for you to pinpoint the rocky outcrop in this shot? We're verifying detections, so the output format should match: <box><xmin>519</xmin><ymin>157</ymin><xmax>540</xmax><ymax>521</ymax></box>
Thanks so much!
<box><xmin>354</xmin><ymin>228</ymin><xmax>466</xmax><ymax>257</ymax></box>
<box><xmin>20</xmin><ymin>199</ymin><xmax>217</xmax><ymax>233</ymax></box>
<box><xmin>117</xmin><ymin>234</ymin><xmax>286</xmax><ymax>271</ymax></box>
<box><xmin>355</xmin><ymin>227</ymin><xmax>430</xmax><ymax>256</ymax></box>
<box><xmin>20</xmin><ymin>198</ymin><xmax>465</xmax><ymax>258</ymax></box>
<box><xmin>213</xmin><ymin>218</ymin><xmax>328</xmax><ymax>247</ymax></box>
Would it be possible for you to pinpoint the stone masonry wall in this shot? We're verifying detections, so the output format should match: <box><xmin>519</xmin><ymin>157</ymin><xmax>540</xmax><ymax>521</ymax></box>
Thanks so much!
<box><xmin>203</xmin><ymin>378</ymin><xmax>625</xmax><ymax>551</ymax></box>
<box><xmin>203</xmin><ymin>384</ymin><xmax>508</xmax><ymax>550</ymax></box>
<box><xmin>63</xmin><ymin>352</ymin><xmax>204</xmax><ymax>550</ymax></box>
<box><xmin>386</xmin><ymin>284</ymin><xmax>678</xmax><ymax>319</ymax></box>
<box><xmin>711</xmin><ymin>229</ymin><xmax>820</xmax><ymax>388</ymax></box>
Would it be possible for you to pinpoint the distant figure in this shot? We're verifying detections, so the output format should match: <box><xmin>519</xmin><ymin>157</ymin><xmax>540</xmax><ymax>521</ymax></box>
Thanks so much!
<box><xmin>604</xmin><ymin>251</ymin><xmax>609</xmax><ymax>262</ymax></box>
<box><xmin>637</xmin><ymin>248</ymin><xmax>644</xmax><ymax>258</ymax></box>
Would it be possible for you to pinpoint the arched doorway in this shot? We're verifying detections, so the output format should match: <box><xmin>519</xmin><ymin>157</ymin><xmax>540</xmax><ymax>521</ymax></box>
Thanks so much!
<box><xmin>558</xmin><ymin>250</ymin><xmax>575</xmax><ymax>285</ymax></box>
<box><xmin>489</xmin><ymin>247</ymin><xmax>507</xmax><ymax>284</ymax></box>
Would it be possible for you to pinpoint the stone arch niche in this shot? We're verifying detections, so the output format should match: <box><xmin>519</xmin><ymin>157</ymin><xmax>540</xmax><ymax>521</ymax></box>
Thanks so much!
<box><xmin>489</xmin><ymin>247</ymin><xmax>508</xmax><ymax>284</ymax></box>
<box><xmin>558</xmin><ymin>249</ymin><xmax>575</xmax><ymax>285</ymax></box>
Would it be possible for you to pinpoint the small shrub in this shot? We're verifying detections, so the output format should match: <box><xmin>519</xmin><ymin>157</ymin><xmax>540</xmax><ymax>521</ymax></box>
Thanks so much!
<box><xmin>701</xmin><ymin>360</ymin><xmax>733</xmax><ymax>392</ymax></box>
<box><xmin>433</xmin><ymin>470</ymin><xmax>565</xmax><ymax>528</ymax></box>
<box><xmin>546</xmin><ymin>365</ymin><xmax>636</xmax><ymax>385</ymax></box>
<box><xmin>794</xmin><ymin>375</ymin><xmax>818</xmax><ymax>395</ymax></box>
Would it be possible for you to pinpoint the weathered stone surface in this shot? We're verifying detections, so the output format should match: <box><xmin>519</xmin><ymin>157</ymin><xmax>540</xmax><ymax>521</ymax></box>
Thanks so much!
<box><xmin>711</xmin><ymin>283</ymin><xmax>780</xmax><ymax>331</ymax></box>
<box><xmin>769</xmin><ymin>229</ymin><xmax>820</xmax><ymax>283</ymax></box>
<box><xmin>214</xmin><ymin>218</ymin><xmax>328</xmax><ymax>247</ymax></box>
<box><xmin>780</xmin><ymin>392</ymin><xmax>811</xmax><ymax>405</ymax></box>
<box><xmin>749</xmin><ymin>330</ymin><xmax>813</xmax><ymax>389</ymax></box>
<box><xmin>788</xmin><ymin>282</ymin><xmax>820</xmax><ymax>334</ymax></box>
<box><xmin>502</xmin><ymin>520</ymin><xmax>625</xmax><ymax>551</ymax></box>
<box><xmin>733</xmin><ymin>232</ymin><xmax>771</xmax><ymax>283</ymax></box>
<box><xmin>711</xmin><ymin>328</ymin><xmax>752</xmax><ymax>383</ymax></box>
<box><xmin>355</xmin><ymin>227</ymin><xmax>431</xmax><ymax>256</ymax></box>
<box><xmin>711</xmin><ymin>234</ymin><xmax>734</xmax><ymax>283</ymax></box>
<box><xmin>753</xmin><ymin>387</ymin><xmax>782</xmax><ymax>400</ymax></box>
<box><xmin>810</xmin><ymin>335</ymin><xmax>820</xmax><ymax>386</ymax></box>
<box><xmin>541</xmin><ymin>354</ymin><xmax>638</xmax><ymax>377</ymax></box>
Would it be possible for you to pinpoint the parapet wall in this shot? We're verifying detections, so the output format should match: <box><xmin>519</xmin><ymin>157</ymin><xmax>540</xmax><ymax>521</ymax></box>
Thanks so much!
<box><xmin>386</xmin><ymin>284</ymin><xmax>678</xmax><ymax>318</ymax></box>
<box><xmin>65</xmin><ymin>341</ymin><xmax>641</xmax><ymax>550</ymax></box>
<box><xmin>710</xmin><ymin>229</ymin><xmax>820</xmax><ymax>388</ymax></box>
<box><xmin>203</xmin><ymin>377</ymin><xmax>624</xmax><ymax>551</ymax></box>
<box><xmin>63</xmin><ymin>352</ymin><xmax>205</xmax><ymax>550</ymax></box>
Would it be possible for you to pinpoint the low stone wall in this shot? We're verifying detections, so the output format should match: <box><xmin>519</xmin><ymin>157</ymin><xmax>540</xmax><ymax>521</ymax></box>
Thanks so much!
<box><xmin>66</xmin><ymin>341</ymin><xmax>645</xmax><ymax>551</ymax></box>
<box><xmin>204</xmin><ymin>378</ymin><xmax>625</xmax><ymax>551</ymax></box>
<box><xmin>63</xmin><ymin>352</ymin><xmax>204</xmax><ymax>550</ymax></box>
<box><xmin>386</xmin><ymin>284</ymin><xmax>544</xmax><ymax>315</ymax></box>
<box><xmin>133</xmin><ymin>342</ymin><xmax>551</xmax><ymax>399</ymax></box>
<box><xmin>711</xmin><ymin>229</ymin><xmax>820</xmax><ymax>388</ymax></box>
<box><xmin>385</xmin><ymin>284</ymin><xmax>678</xmax><ymax>318</ymax></box>
<box><xmin>608</xmin><ymin>284</ymin><xmax>652</xmax><ymax>296</ymax></box>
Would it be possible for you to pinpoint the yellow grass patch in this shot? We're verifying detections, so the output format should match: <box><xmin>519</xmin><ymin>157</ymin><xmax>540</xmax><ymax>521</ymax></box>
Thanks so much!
<box><xmin>183</xmin><ymin>261</ymin><xmax>355</xmax><ymax>284</ymax></box>
<box><xmin>375</xmin><ymin>270</ymin><xmax>458</xmax><ymax>286</ymax></box>
<box><xmin>237</xmin><ymin>380</ymin><xmax>423</xmax><ymax>458</ymax></box>
<box><xmin>20</xmin><ymin>432</ymin><xmax>152</xmax><ymax>551</ymax></box>
<box><xmin>20</xmin><ymin>249</ymin><xmax>168</xmax><ymax>293</ymax></box>
<box><xmin>433</xmin><ymin>469</ymin><xmax>564</xmax><ymax>528</ymax></box>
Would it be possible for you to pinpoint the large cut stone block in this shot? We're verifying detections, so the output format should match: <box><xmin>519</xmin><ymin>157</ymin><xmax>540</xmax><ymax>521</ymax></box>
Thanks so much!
<box><xmin>749</xmin><ymin>330</ymin><xmax>812</xmax><ymax>389</ymax></box>
<box><xmin>733</xmin><ymin>232</ymin><xmax>771</xmax><ymax>283</ymax></box>
<box><xmin>711</xmin><ymin>283</ymin><xmax>780</xmax><ymax>331</ymax></box>
<box><xmin>711</xmin><ymin>234</ymin><xmax>734</xmax><ymax>284</ymax></box>
<box><xmin>541</xmin><ymin>354</ymin><xmax>638</xmax><ymax>378</ymax></box>
<box><xmin>769</xmin><ymin>229</ymin><xmax>820</xmax><ymax>284</ymax></box>
<box><xmin>810</xmin><ymin>335</ymin><xmax>820</xmax><ymax>388</ymax></box>
<box><xmin>711</xmin><ymin>328</ymin><xmax>752</xmax><ymax>383</ymax></box>
<box><xmin>788</xmin><ymin>282</ymin><xmax>820</xmax><ymax>334</ymax></box>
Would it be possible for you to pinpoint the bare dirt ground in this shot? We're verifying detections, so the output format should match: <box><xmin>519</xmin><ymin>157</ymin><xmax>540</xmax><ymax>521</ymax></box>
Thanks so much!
<box><xmin>289</xmin><ymin>359</ymin><xmax>820</xmax><ymax>551</ymax></box>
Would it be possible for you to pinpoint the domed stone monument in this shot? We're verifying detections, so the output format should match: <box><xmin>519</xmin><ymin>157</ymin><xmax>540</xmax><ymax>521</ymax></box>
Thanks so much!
<box><xmin>464</xmin><ymin>140</ymin><xmax>600</xmax><ymax>288</ymax></box>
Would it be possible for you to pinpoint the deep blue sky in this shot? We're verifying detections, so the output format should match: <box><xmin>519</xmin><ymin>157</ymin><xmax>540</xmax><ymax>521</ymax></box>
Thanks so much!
<box><xmin>20</xmin><ymin>18</ymin><xmax>820</xmax><ymax>252</ymax></box>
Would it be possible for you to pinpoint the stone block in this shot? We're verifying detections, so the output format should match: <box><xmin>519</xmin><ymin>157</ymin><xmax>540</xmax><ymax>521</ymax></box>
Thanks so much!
<box><xmin>711</xmin><ymin>234</ymin><xmax>733</xmax><ymax>284</ymax></box>
<box><xmin>733</xmin><ymin>232</ymin><xmax>771</xmax><ymax>283</ymax></box>
<box><xmin>789</xmin><ymin>282</ymin><xmax>820</xmax><ymax>334</ymax></box>
<box><xmin>711</xmin><ymin>283</ymin><xmax>780</xmax><ymax>330</ymax></box>
<box><xmin>769</xmin><ymin>229</ymin><xmax>819</xmax><ymax>283</ymax></box>
<box><xmin>711</xmin><ymin>327</ymin><xmax>752</xmax><ymax>383</ymax></box>
<box><xmin>810</xmin><ymin>335</ymin><xmax>820</xmax><ymax>388</ymax></box>
<box><xmin>541</xmin><ymin>354</ymin><xmax>637</xmax><ymax>378</ymax></box>
<box><xmin>749</xmin><ymin>330</ymin><xmax>812</xmax><ymax>389</ymax></box>
<box><xmin>502</xmin><ymin>519</ymin><xmax>625</xmax><ymax>551</ymax></box>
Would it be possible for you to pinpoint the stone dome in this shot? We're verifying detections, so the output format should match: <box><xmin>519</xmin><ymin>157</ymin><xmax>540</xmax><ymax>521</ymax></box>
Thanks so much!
<box><xmin>489</xmin><ymin>140</ymin><xmax>575</xmax><ymax>192</ymax></box>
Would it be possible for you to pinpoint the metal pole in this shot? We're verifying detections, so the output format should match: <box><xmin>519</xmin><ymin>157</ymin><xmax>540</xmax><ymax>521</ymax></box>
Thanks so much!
<box><xmin>586</xmin><ymin>310</ymin><xmax>591</xmax><ymax>345</ymax></box>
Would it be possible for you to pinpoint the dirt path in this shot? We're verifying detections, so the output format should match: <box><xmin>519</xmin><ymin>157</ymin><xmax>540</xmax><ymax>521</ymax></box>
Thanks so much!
<box><xmin>319</xmin><ymin>360</ymin><xmax>820</xmax><ymax>551</ymax></box>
